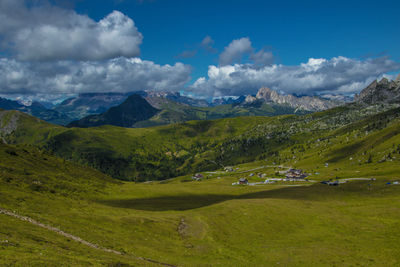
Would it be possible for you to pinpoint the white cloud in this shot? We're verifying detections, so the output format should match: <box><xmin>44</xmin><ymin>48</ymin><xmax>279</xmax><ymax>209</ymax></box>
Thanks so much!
<box><xmin>219</xmin><ymin>37</ymin><xmax>253</xmax><ymax>65</ymax></box>
<box><xmin>190</xmin><ymin>56</ymin><xmax>400</xmax><ymax>97</ymax></box>
<box><xmin>0</xmin><ymin>57</ymin><xmax>192</xmax><ymax>98</ymax></box>
<box><xmin>0</xmin><ymin>0</ymin><xmax>143</xmax><ymax>61</ymax></box>
<box><xmin>219</xmin><ymin>37</ymin><xmax>274</xmax><ymax>66</ymax></box>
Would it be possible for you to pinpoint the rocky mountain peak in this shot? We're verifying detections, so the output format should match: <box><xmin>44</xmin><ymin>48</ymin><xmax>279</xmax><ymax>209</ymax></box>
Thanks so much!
<box><xmin>245</xmin><ymin>95</ymin><xmax>257</xmax><ymax>103</ymax></box>
<box><xmin>256</xmin><ymin>87</ymin><xmax>272</xmax><ymax>100</ymax></box>
<box><xmin>251</xmin><ymin>87</ymin><xmax>339</xmax><ymax>111</ymax></box>
<box><xmin>355</xmin><ymin>77</ymin><xmax>400</xmax><ymax>104</ymax></box>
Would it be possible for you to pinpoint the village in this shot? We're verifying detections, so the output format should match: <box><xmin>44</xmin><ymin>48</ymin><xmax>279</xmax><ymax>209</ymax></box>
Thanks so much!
<box><xmin>231</xmin><ymin>167</ymin><xmax>310</xmax><ymax>186</ymax></box>
<box><xmin>191</xmin><ymin>165</ymin><xmax>316</xmax><ymax>186</ymax></box>
<box><xmin>191</xmin><ymin>164</ymin><xmax>396</xmax><ymax>187</ymax></box>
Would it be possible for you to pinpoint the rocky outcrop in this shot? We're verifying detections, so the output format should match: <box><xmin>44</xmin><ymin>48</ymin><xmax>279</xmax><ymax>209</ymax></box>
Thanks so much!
<box><xmin>0</xmin><ymin>110</ymin><xmax>20</xmax><ymax>136</ymax></box>
<box><xmin>145</xmin><ymin>91</ymin><xmax>209</xmax><ymax>107</ymax></box>
<box><xmin>354</xmin><ymin>77</ymin><xmax>400</xmax><ymax>104</ymax></box>
<box><xmin>246</xmin><ymin>87</ymin><xmax>340</xmax><ymax>111</ymax></box>
<box><xmin>244</xmin><ymin>95</ymin><xmax>257</xmax><ymax>104</ymax></box>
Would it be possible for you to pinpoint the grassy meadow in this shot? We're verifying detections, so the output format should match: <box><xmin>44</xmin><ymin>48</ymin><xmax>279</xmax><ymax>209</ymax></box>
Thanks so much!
<box><xmin>1</xmin><ymin>141</ymin><xmax>400</xmax><ymax>266</ymax></box>
<box><xmin>1</xmin><ymin>104</ymin><xmax>400</xmax><ymax>266</ymax></box>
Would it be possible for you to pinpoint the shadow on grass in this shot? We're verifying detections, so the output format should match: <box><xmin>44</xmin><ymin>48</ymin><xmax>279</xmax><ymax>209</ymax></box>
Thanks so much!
<box><xmin>98</xmin><ymin>183</ymin><xmax>349</xmax><ymax>211</ymax></box>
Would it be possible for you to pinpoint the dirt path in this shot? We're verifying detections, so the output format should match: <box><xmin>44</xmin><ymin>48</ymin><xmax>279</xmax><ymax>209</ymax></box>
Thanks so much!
<box><xmin>0</xmin><ymin>207</ymin><xmax>176</xmax><ymax>267</ymax></box>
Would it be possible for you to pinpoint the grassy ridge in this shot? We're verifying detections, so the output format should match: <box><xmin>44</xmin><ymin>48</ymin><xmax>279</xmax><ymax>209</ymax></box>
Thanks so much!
<box><xmin>1</xmin><ymin>104</ymin><xmax>399</xmax><ymax>181</ymax></box>
<box><xmin>1</xmin><ymin>105</ymin><xmax>400</xmax><ymax>265</ymax></box>
<box><xmin>1</xmin><ymin>145</ymin><xmax>399</xmax><ymax>265</ymax></box>
<box><xmin>133</xmin><ymin>100</ymin><xmax>309</xmax><ymax>127</ymax></box>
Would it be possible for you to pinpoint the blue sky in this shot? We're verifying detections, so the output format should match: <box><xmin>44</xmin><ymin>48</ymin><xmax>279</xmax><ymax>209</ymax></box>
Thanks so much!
<box><xmin>73</xmin><ymin>0</ymin><xmax>400</xmax><ymax>79</ymax></box>
<box><xmin>0</xmin><ymin>0</ymin><xmax>399</xmax><ymax>101</ymax></box>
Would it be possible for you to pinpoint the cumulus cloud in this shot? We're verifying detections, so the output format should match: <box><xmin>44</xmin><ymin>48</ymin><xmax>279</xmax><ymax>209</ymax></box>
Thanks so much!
<box><xmin>0</xmin><ymin>0</ymin><xmax>143</xmax><ymax>61</ymax></box>
<box><xmin>190</xmin><ymin>56</ymin><xmax>400</xmax><ymax>97</ymax></box>
<box><xmin>0</xmin><ymin>57</ymin><xmax>192</xmax><ymax>98</ymax></box>
<box><xmin>219</xmin><ymin>37</ymin><xmax>253</xmax><ymax>66</ymax></box>
<box><xmin>219</xmin><ymin>37</ymin><xmax>274</xmax><ymax>66</ymax></box>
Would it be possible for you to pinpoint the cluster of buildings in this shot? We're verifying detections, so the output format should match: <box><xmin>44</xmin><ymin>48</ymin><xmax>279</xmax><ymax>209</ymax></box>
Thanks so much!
<box><xmin>285</xmin><ymin>169</ymin><xmax>308</xmax><ymax>180</ymax></box>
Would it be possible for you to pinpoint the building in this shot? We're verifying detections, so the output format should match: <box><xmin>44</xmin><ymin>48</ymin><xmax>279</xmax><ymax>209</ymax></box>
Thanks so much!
<box><xmin>238</xmin><ymin>178</ymin><xmax>248</xmax><ymax>185</ymax></box>
<box><xmin>285</xmin><ymin>169</ymin><xmax>307</xmax><ymax>179</ymax></box>
<box><xmin>224</xmin><ymin>166</ymin><xmax>234</xmax><ymax>172</ymax></box>
<box><xmin>192</xmin><ymin>173</ymin><xmax>204</xmax><ymax>181</ymax></box>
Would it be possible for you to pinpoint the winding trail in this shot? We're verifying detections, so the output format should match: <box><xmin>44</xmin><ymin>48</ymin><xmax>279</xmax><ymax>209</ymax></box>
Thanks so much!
<box><xmin>0</xmin><ymin>207</ymin><xmax>176</xmax><ymax>267</ymax></box>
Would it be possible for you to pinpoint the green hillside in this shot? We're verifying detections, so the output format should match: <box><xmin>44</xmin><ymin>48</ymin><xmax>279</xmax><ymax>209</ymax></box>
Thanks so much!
<box><xmin>68</xmin><ymin>95</ymin><xmax>310</xmax><ymax>129</ymax></box>
<box><xmin>133</xmin><ymin>98</ymin><xmax>310</xmax><ymax>128</ymax></box>
<box><xmin>1</xmin><ymin>103</ymin><xmax>400</xmax><ymax>265</ymax></box>
<box><xmin>1</xmin><ymin>141</ymin><xmax>400</xmax><ymax>266</ymax></box>
<box><xmin>1</xmin><ymin>103</ymin><xmax>399</xmax><ymax>181</ymax></box>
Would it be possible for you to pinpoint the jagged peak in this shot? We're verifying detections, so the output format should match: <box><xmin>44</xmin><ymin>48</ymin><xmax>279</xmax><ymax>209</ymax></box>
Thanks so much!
<box><xmin>245</xmin><ymin>95</ymin><xmax>257</xmax><ymax>103</ymax></box>
<box><xmin>379</xmin><ymin>77</ymin><xmax>390</xmax><ymax>85</ymax></box>
<box><xmin>355</xmin><ymin>76</ymin><xmax>400</xmax><ymax>104</ymax></box>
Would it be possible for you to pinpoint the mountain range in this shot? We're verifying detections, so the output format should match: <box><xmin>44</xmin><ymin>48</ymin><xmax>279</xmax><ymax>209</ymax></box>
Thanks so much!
<box><xmin>0</xmin><ymin>97</ymin><xmax>70</xmax><ymax>125</ymax></box>
<box><xmin>3</xmin><ymin>77</ymin><xmax>400</xmax><ymax>128</ymax></box>
<box><xmin>67</xmin><ymin>94</ymin><xmax>160</xmax><ymax>128</ymax></box>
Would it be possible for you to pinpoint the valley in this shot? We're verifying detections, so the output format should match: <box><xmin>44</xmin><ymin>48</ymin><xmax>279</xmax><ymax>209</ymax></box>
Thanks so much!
<box><xmin>1</xmin><ymin>91</ymin><xmax>400</xmax><ymax>265</ymax></box>
<box><xmin>1</xmin><ymin>142</ymin><xmax>399</xmax><ymax>266</ymax></box>
<box><xmin>1</xmin><ymin>1</ymin><xmax>399</xmax><ymax>265</ymax></box>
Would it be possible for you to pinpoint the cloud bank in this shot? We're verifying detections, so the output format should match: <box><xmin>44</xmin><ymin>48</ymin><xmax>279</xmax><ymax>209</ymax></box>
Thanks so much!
<box><xmin>191</xmin><ymin>56</ymin><xmax>400</xmax><ymax>97</ymax></box>
<box><xmin>0</xmin><ymin>57</ymin><xmax>191</xmax><ymax>95</ymax></box>
<box><xmin>0</xmin><ymin>2</ymin><xmax>399</xmax><ymax>102</ymax></box>
<box><xmin>0</xmin><ymin>0</ymin><xmax>143</xmax><ymax>61</ymax></box>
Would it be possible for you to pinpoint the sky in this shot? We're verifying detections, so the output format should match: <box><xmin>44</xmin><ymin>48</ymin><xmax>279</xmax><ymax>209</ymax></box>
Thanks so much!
<box><xmin>0</xmin><ymin>0</ymin><xmax>400</xmax><ymax>102</ymax></box>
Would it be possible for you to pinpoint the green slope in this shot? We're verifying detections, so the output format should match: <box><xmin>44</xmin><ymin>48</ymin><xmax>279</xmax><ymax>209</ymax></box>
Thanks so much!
<box><xmin>1</xmin><ymin>103</ymin><xmax>399</xmax><ymax>181</ymax></box>
<box><xmin>1</xmin><ymin>142</ymin><xmax>400</xmax><ymax>266</ymax></box>
<box><xmin>134</xmin><ymin>99</ymin><xmax>311</xmax><ymax>127</ymax></box>
<box><xmin>1</xmin><ymin>104</ymin><xmax>400</xmax><ymax>266</ymax></box>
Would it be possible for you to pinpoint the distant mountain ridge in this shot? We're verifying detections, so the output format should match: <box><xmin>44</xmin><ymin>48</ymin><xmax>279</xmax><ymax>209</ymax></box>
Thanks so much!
<box><xmin>67</xmin><ymin>94</ymin><xmax>159</xmax><ymax>128</ymax></box>
<box><xmin>144</xmin><ymin>91</ymin><xmax>209</xmax><ymax>107</ymax></box>
<box><xmin>355</xmin><ymin>77</ymin><xmax>400</xmax><ymax>104</ymax></box>
<box><xmin>0</xmin><ymin>97</ymin><xmax>70</xmax><ymax>125</ymax></box>
<box><xmin>0</xmin><ymin>85</ymin><xmax>359</xmax><ymax>127</ymax></box>
<box><xmin>243</xmin><ymin>87</ymin><xmax>341</xmax><ymax>111</ymax></box>
<box><xmin>54</xmin><ymin>92</ymin><xmax>140</xmax><ymax>121</ymax></box>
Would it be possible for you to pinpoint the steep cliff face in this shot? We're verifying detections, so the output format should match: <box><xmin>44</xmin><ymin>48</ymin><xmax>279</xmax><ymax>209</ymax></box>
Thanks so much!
<box><xmin>250</xmin><ymin>87</ymin><xmax>340</xmax><ymax>111</ymax></box>
<box><xmin>355</xmin><ymin>77</ymin><xmax>400</xmax><ymax>104</ymax></box>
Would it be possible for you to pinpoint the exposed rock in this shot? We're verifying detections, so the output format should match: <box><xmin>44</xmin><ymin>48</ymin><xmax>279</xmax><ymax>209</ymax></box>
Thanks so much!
<box><xmin>244</xmin><ymin>95</ymin><xmax>257</xmax><ymax>103</ymax></box>
<box><xmin>354</xmin><ymin>77</ymin><xmax>400</xmax><ymax>104</ymax></box>
<box><xmin>0</xmin><ymin>111</ymin><xmax>20</xmax><ymax>142</ymax></box>
<box><xmin>253</xmin><ymin>87</ymin><xmax>340</xmax><ymax>111</ymax></box>
<box><xmin>145</xmin><ymin>91</ymin><xmax>209</xmax><ymax>107</ymax></box>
